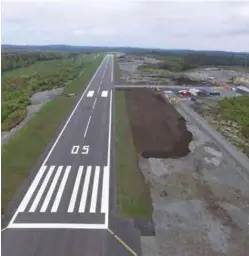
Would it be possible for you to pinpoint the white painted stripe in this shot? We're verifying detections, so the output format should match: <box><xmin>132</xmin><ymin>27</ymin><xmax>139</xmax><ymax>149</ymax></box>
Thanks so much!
<box><xmin>101</xmin><ymin>91</ymin><xmax>108</xmax><ymax>97</ymax></box>
<box><xmin>79</xmin><ymin>166</ymin><xmax>92</xmax><ymax>212</ymax></box>
<box><xmin>8</xmin><ymin>223</ymin><xmax>107</xmax><ymax>230</ymax></box>
<box><xmin>92</xmin><ymin>98</ymin><xmax>97</xmax><ymax>109</ymax></box>
<box><xmin>107</xmin><ymin>90</ymin><xmax>113</xmax><ymax>167</ymax></box>
<box><xmin>51</xmin><ymin>166</ymin><xmax>71</xmax><ymax>212</ymax></box>
<box><xmin>101</xmin><ymin>166</ymin><xmax>109</xmax><ymax>213</ymax></box>
<box><xmin>90</xmin><ymin>166</ymin><xmax>100</xmax><ymax>213</ymax></box>
<box><xmin>29</xmin><ymin>166</ymin><xmax>55</xmax><ymax>212</ymax></box>
<box><xmin>8</xmin><ymin>55</ymin><xmax>108</xmax><ymax>227</ymax></box>
<box><xmin>111</xmin><ymin>55</ymin><xmax>114</xmax><ymax>83</ymax></box>
<box><xmin>40</xmin><ymin>166</ymin><xmax>63</xmax><ymax>212</ymax></box>
<box><xmin>87</xmin><ymin>90</ymin><xmax>95</xmax><ymax>97</ymax></box>
<box><xmin>19</xmin><ymin>166</ymin><xmax>47</xmax><ymax>212</ymax></box>
<box><xmin>84</xmin><ymin>116</ymin><xmax>92</xmax><ymax>138</ymax></box>
<box><xmin>68</xmin><ymin>166</ymin><xmax>84</xmax><ymax>212</ymax></box>
<box><xmin>97</xmin><ymin>86</ymin><xmax>101</xmax><ymax>93</ymax></box>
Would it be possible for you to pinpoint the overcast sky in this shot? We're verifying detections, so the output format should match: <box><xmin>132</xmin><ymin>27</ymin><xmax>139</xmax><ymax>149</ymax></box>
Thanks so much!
<box><xmin>1</xmin><ymin>0</ymin><xmax>249</xmax><ymax>52</ymax></box>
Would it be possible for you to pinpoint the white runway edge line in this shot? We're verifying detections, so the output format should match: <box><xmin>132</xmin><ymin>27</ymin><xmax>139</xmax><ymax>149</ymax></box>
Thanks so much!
<box><xmin>103</xmin><ymin>89</ymin><xmax>113</xmax><ymax>227</ymax></box>
<box><xmin>111</xmin><ymin>55</ymin><xmax>114</xmax><ymax>83</ymax></box>
<box><xmin>8</xmin><ymin>55</ymin><xmax>109</xmax><ymax>228</ymax></box>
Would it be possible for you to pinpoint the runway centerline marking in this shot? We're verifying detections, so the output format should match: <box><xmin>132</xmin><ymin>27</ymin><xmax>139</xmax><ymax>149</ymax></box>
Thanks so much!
<box><xmin>87</xmin><ymin>90</ymin><xmax>95</xmax><ymax>97</ymax></box>
<box><xmin>101</xmin><ymin>91</ymin><xmax>108</xmax><ymax>97</ymax></box>
<box><xmin>93</xmin><ymin>98</ymin><xmax>97</xmax><ymax>109</ymax></box>
<box><xmin>84</xmin><ymin>116</ymin><xmax>92</xmax><ymax>138</ymax></box>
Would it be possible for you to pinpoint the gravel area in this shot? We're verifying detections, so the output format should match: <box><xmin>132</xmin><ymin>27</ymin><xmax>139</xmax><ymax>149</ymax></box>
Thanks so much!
<box><xmin>139</xmin><ymin>104</ymin><xmax>249</xmax><ymax>256</ymax></box>
<box><xmin>117</xmin><ymin>54</ymin><xmax>249</xmax><ymax>87</ymax></box>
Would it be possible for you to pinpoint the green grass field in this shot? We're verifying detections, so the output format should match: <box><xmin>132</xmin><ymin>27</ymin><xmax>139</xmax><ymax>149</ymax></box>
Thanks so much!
<box><xmin>64</xmin><ymin>54</ymin><xmax>104</xmax><ymax>95</ymax></box>
<box><xmin>1</xmin><ymin>54</ymin><xmax>105</xmax><ymax>212</ymax></box>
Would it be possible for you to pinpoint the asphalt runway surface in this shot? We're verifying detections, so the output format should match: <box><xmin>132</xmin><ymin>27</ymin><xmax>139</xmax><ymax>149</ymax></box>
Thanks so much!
<box><xmin>2</xmin><ymin>55</ymin><xmax>137</xmax><ymax>256</ymax></box>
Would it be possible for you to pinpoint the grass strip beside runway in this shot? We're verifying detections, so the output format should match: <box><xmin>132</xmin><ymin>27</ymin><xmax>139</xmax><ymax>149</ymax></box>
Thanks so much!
<box><xmin>1</xmin><ymin>54</ymin><xmax>105</xmax><ymax>213</ymax></box>
<box><xmin>115</xmin><ymin>91</ymin><xmax>153</xmax><ymax>218</ymax></box>
<box><xmin>64</xmin><ymin>53</ymin><xmax>105</xmax><ymax>95</ymax></box>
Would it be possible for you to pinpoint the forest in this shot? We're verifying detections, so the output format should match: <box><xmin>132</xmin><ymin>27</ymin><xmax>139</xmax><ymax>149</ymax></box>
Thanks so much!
<box><xmin>1</xmin><ymin>52</ymin><xmax>86</xmax><ymax>131</ymax></box>
<box><xmin>1</xmin><ymin>51</ymin><xmax>80</xmax><ymax>72</ymax></box>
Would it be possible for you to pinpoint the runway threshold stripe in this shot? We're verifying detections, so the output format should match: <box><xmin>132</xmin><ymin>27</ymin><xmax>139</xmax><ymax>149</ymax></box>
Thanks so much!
<box><xmin>19</xmin><ymin>166</ymin><xmax>47</xmax><ymax>212</ymax></box>
<box><xmin>79</xmin><ymin>166</ymin><xmax>92</xmax><ymax>212</ymax></box>
<box><xmin>51</xmin><ymin>166</ymin><xmax>71</xmax><ymax>212</ymax></box>
<box><xmin>90</xmin><ymin>166</ymin><xmax>100</xmax><ymax>213</ymax></box>
<box><xmin>40</xmin><ymin>166</ymin><xmax>63</xmax><ymax>212</ymax></box>
<box><xmin>68</xmin><ymin>166</ymin><xmax>84</xmax><ymax>212</ymax></box>
<box><xmin>29</xmin><ymin>166</ymin><xmax>55</xmax><ymax>212</ymax></box>
<box><xmin>101</xmin><ymin>166</ymin><xmax>109</xmax><ymax>213</ymax></box>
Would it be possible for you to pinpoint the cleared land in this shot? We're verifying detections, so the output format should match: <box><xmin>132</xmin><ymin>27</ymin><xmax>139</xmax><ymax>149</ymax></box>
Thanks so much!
<box><xmin>1</xmin><ymin>54</ymin><xmax>104</xmax><ymax>213</ymax></box>
<box><xmin>125</xmin><ymin>89</ymin><xmax>192</xmax><ymax>158</ymax></box>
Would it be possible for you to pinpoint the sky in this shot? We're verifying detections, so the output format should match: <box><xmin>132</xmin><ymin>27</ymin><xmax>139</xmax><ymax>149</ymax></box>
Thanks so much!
<box><xmin>1</xmin><ymin>0</ymin><xmax>249</xmax><ymax>51</ymax></box>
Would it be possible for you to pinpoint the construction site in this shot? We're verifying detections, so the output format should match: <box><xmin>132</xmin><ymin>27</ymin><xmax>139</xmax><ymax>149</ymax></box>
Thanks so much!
<box><xmin>115</xmin><ymin>53</ymin><xmax>249</xmax><ymax>256</ymax></box>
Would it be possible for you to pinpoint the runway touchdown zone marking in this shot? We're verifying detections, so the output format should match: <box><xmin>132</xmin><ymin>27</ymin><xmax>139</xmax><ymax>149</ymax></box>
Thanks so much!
<box><xmin>87</xmin><ymin>90</ymin><xmax>95</xmax><ymax>97</ymax></box>
<box><xmin>101</xmin><ymin>90</ymin><xmax>108</xmax><ymax>97</ymax></box>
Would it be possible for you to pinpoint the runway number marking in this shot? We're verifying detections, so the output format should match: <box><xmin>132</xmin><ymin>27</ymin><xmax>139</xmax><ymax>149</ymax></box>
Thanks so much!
<box><xmin>71</xmin><ymin>145</ymin><xmax>90</xmax><ymax>155</ymax></box>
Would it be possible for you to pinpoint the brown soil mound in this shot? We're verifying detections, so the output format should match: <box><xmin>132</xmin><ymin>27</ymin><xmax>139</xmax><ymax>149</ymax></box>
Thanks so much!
<box><xmin>125</xmin><ymin>89</ymin><xmax>192</xmax><ymax>158</ymax></box>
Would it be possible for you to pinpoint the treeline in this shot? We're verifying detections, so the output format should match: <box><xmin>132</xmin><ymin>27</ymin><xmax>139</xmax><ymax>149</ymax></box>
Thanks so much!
<box><xmin>139</xmin><ymin>53</ymin><xmax>249</xmax><ymax>72</ymax></box>
<box><xmin>2</xmin><ymin>57</ymin><xmax>85</xmax><ymax>131</ymax></box>
<box><xmin>183</xmin><ymin>53</ymin><xmax>248</xmax><ymax>69</ymax></box>
<box><xmin>1</xmin><ymin>51</ymin><xmax>80</xmax><ymax>72</ymax></box>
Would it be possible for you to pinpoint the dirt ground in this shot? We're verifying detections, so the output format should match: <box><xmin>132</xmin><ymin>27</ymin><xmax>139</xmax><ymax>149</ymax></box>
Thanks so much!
<box><xmin>125</xmin><ymin>89</ymin><xmax>192</xmax><ymax>158</ymax></box>
<box><xmin>123</xmin><ymin>89</ymin><xmax>249</xmax><ymax>255</ymax></box>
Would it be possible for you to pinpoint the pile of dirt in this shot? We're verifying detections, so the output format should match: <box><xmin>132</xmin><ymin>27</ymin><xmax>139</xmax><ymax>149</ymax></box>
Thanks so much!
<box><xmin>125</xmin><ymin>89</ymin><xmax>192</xmax><ymax>158</ymax></box>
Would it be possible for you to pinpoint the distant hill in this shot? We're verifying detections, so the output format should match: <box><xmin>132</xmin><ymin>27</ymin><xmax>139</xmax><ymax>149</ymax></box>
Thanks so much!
<box><xmin>2</xmin><ymin>44</ymin><xmax>249</xmax><ymax>56</ymax></box>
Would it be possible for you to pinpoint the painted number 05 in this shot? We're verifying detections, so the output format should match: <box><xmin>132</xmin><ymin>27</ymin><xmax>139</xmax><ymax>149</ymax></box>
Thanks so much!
<box><xmin>71</xmin><ymin>145</ymin><xmax>90</xmax><ymax>155</ymax></box>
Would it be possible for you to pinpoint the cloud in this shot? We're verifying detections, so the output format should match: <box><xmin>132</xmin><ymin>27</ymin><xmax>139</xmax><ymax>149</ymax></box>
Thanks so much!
<box><xmin>1</xmin><ymin>0</ymin><xmax>249</xmax><ymax>51</ymax></box>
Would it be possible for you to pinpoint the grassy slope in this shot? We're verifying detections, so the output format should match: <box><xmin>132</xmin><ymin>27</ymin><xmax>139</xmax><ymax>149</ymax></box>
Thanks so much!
<box><xmin>114</xmin><ymin>56</ymin><xmax>152</xmax><ymax>218</ymax></box>
<box><xmin>1</xmin><ymin>54</ymin><xmax>105</xmax><ymax>212</ymax></box>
